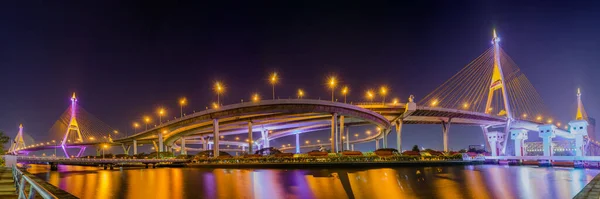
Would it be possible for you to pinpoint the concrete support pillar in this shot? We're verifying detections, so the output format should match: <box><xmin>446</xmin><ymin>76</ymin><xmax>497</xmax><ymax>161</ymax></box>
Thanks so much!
<box><xmin>345</xmin><ymin>128</ymin><xmax>350</xmax><ymax>151</ymax></box>
<box><xmin>181</xmin><ymin>136</ymin><xmax>187</xmax><ymax>155</ymax></box>
<box><xmin>486</xmin><ymin>131</ymin><xmax>505</xmax><ymax>156</ymax></box>
<box><xmin>339</xmin><ymin>116</ymin><xmax>345</xmax><ymax>151</ymax></box>
<box><xmin>396</xmin><ymin>120</ymin><xmax>403</xmax><ymax>152</ymax></box>
<box><xmin>382</xmin><ymin>129</ymin><xmax>387</xmax><ymax>148</ymax></box>
<box><xmin>569</xmin><ymin>120</ymin><xmax>590</xmax><ymax>157</ymax></box>
<box><xmin>351</xmin><ymin>144</ymin><xmax>355</xmax><ymax>151</ymax></box>
<box><xmin>248</xmin><ymin>122</ymin><xmax>253</xmax><ymax>154</ymax></box>
<box><xmin>122</xmin><ymin>144</ymin><xmax>130</xmax><ymax>155</ymax></box>
<box><xmin>158</xmin><ymin>133</ymin><xmax>164</xmax><ymax>152</ymax></box>
<box><xmin>295</xmin><ymin>133</ymin><xmax>300</xmax><ymax>153</ymax></box>
<box><xmin>375</xmin><ymin>139</ymin><xmax>379</xmax><ymax>150</ymax></box>
<box><xmin>133</xmin><ymin>140</ymin><xmax>138</xmax><ymax>155</ymax></box>
<box><xmin>481</xmin><ymin>126</ymin><xmax>491</xmax><ymax>152</ymax></box>
<box><xmin>213</xmin><ymin>119</ymin><xmax>220</xmax><ymax>157</ymax></box>
<box><xmin>202</xmin><ymin>137</ymin><xmax>208</xmax><ymax>151</ymax></box>
<box><xmin>331</xmin><ymin>113</ymin><xmax>338</xmax><ymax>152</ymax></box>
<box><xmin>538</xmin><ymin>124</ymin><xmax>557</xmax><ymax>157</ymax></box>
<box><xmin>261</xmin><ymin>130</ymin><xmax>269</xmax><ymax>148</ymax></box>
<box><xmin>510</xmin><ymin>128</ymin><xmax>528</xmax><ymax>156</ymax></box>
<box><xmin>442</xmin><ymin>119</ymin><xmax>452</xmax><ymax>152</ymax></box>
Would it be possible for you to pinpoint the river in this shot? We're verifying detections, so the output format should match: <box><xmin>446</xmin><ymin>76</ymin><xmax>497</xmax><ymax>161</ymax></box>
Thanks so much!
<box><xmin>26</xmin><ymin>164</ymin><xmax>599</xmax><ymax>199</ymax></box>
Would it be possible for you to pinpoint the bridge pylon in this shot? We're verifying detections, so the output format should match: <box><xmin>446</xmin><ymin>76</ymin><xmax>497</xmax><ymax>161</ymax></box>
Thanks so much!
<box><xmin>60</xmin><ymin>93</ymin><xmax>85</xmax><ymax>158</ymax></box>
<box><xmin>9</xmin><ymin>124</ymin><xmax>27</xmax><ymax>154</ymax></box>
<box><xmin>485</xmin><ymin>29</ymin><xmax>512</xmax><ymax>119</ymax></box>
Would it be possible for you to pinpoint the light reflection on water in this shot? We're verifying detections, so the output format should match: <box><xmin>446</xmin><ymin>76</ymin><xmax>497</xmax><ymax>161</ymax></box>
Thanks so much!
<box><xmin>27</xmin><ymin>164</ymin><xmax>599</xmax><ymax>199</ymax></box>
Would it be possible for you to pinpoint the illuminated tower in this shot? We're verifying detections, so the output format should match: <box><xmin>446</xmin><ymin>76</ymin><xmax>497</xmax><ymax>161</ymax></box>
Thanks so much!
<box><xmin>485</xmin><ymin>29</ymin><xmax>512</xmax><ymax>119</ymax></box>
<box><xmin>574</xmin><ymin>88</ymin><xmax>596</xmax><ymax>140</ymax></box>
<box><xmin>9</xmin><ymin>124</ymin><xmax>27</xmax><ymax>153</ymax></box>
<box><xmin>61</xmin><ymin>93</ymin><xmax>84</xmax><ymax>157</ymax></box>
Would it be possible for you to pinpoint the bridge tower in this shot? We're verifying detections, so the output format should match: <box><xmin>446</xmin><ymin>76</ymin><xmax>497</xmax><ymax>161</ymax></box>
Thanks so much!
<box><xmin>485</xmin><ymin>29</ymin><xmax>512</xmax><ymax>119</ymax></box>
<box><xmin>9</xmin><ymin>124</ymin><xmax>27</xmax><ymax>154</ymax></box>
<box><xmin>60</xmin><ymin>93</ymin><xmax>85</xmax><ymax>158</ymax></box>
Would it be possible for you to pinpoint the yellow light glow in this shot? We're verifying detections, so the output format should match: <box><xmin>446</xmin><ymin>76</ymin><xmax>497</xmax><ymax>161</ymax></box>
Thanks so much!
<box><xmin>317</xmin><ymin>140</ymin><xmax>320</xmax><ymax>143</ymax></box>
<box><xmin>354</xmin><ymin>133</ymin><xmax>359</xmax><ymax>137</ymax></box>
<box><xmin>220</xmin><ymin>135</ymin><xmax>224</xmax><ymax>139</ymax></box>
<box><xmin>556</xmin><ymin>122</ymin><xmax>562</xmax><ymax>127</ymax></box>
<box><xmin>366</xmin><ymin>130</ymin><xmax>371</xmax><ymax>135</ymax></box>
<box><xmin>522</xmin><ymin>114</ymin><xmax>528</xmax><ymax>118</ymax></box>
<box><xmin>179</xmin><ymin>97</ymin><xmax>187</xmax><ymax>105</ymax></box>
<box><xmin>214</xmin><ymin>81</ymin><xmax>225</xmax><ymax>93</ymax></box>
<box><xmin>379</xmin><ymin>86</ymin><xmax>388</xmax><ymax>96</ymax></box>
<box><xmin>282</xmin><ymin>145</ymin><xmax>286</xmax><ymax>148</ymax></box>
<box><xmin>235</xmin><ymin>137</ymin><xmax>240</xmax><ymax>140</ymax></box>
<box><xmin>547</xmin><ymin>119</ymin><xmax>553</xmax><ymax>124</ymax></box>
<box><xmin>328</xmin><ymin>76</ymin><xmax>337</xmax><ymax>88</ymax></box>
<box><xmin>305</xmin><ymin>140</ymin><xmax>310</xmax><ymax>144</ymax></box>
<box><xmin>212</xmin><ymin>102</ymin><xmax>219</xmax><ymax>109</ymax></box>
<box><xmin>270</xmin><ymin>72</ymin><xmax>278</xmax><ymax>84</ymax></box>
<box><xmin>366</xmin><ymin>90</ymin><xmax>374</xmax><ymax>100</ymax></box>
<box><xmin>377</xmin><ymin>127</ymin><xmax>381</xmax><ymax>131</ymax></box>
<box><xmin>252</xmin><ymin>93</ymin><xmax>260</xmax><ymax>102</ymax></box>
<box><xmin>103</xmin><ymin>144</ymin><xmax>108</xmax><ymax>148</ymax></box>
<box><xmin>133</xmin><ymin>122</ymin><xmax>139</xmax><ymax>128</ymax></box>
<box><xmin>342</xmin><ymin>86</ymin><xmax>348</xmax><ymax>94</ymax></box>
<box><xmin>90</xmin><ymin>137</ymin><xmax>95</xmax><ymax>140</ymax></box>
<box><xmin>462</xmin><ymin>102</ymin><xmax>469</xmax><ymax>109</ymax></box>
<box><xmin>158</xmin><ymin>108</ymin><xmax>165</xmax><ymax>116</ymax></box>
<box><xmin>392</xmin><ymin>98</ymin><xmax>399</xmax><ymax>105</ymax></box>
<box><xmin>431</xmin><ymin>99</ymin><xmax>438</xmax><ymax>106</ymax></box>
<box><xmin>536</xmin><ymin>116</ymin><xmax>543</xmax><ymax>121</ymax></box>
<box><xmin>144</xmin><ymin>116</ymin><xmax>151</xmax><ymax>123</ymax></box>
<box><xmin>297</xmin><ymin>89</ymin><xmax>304</xmax><ymax>98</ymax></box>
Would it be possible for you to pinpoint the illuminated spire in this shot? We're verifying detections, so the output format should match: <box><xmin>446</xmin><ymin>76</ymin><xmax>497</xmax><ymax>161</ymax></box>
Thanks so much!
<box><xmin>71</xmin><ymin>92</ymin><xmax>77</xmax><ymax>102</ymax></box>
<box><xmin>576</xmin><ymin>88</ymin><xmax>586</xmax><ymax>120</ymax></box>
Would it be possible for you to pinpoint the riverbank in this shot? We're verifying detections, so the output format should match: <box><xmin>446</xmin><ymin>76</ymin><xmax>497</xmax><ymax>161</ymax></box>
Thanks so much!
<box><xmin>575</xmin><ymin>173</ymin><xmax>600</xmax><ymax>198</ymax></box>
<box><xmin>184</xmin><ymin>160</ymin><xmax>482</xmax><ymax>169</ymax></box>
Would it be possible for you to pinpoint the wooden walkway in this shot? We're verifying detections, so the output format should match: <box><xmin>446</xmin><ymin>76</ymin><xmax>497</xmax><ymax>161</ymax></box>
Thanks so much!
<box><xmin>0</xmin><ymin>167</ymin><xmax>17</xmax><ymax>199</ymax></box>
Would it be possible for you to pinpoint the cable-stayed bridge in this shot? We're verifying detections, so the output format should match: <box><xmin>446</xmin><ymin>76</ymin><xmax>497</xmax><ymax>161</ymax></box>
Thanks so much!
<box><xmin>7</xmin><ymin>30</ymin><xmax>598</xmax><ymax>161</ymax></box>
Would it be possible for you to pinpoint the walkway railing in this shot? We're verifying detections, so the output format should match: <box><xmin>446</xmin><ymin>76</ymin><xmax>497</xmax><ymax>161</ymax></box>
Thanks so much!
<box><xmin>12</xmin><ymin>165</ymin><xmax>58</xmax><ymax>199</ymax></box>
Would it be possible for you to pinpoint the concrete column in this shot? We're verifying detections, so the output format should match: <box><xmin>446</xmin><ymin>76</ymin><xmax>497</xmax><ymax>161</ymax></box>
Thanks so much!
<box><xmin>248</xmin><ymin>122</ymin><xmax>253</xmax><ymax>154</ymax></box>
<box><xmin>396</xmin><ymin>120</ymin><xmax>403</xmax><ymax>152</ymax></box>
<box><xmin>213</xmin><ymin>119</ymin><xmax>220</xmax><ymax>157</ymax></box>
<box><xmin>339</xmin><ymin>116</ymin><xmax>345</xmax><ymax>151</ymax></box>
<box><xmin>158</xmin><ymin>133</ymin><xmax>164</xmax><ymax>152</ymax></box>
<box><xmin>442</xmin><ymin>119</ymin><xmax>451</xmax><ymax>152</ymax></box>
<box><xmin>510</xmin><ymin>129</ymin><xmax>528</xmax><ymax>156</ymax></box>
<box><xmin>295</xmin><ymin>133</ymin><xmax>300</xmax><ymax>153</ymax></box>
<box><xmin>202</xmin><ymin>137</ymin><xmax>208</xmax><ymax>151</ymax></box>
<box><xmin>345</xmin><ymin>128</ymin><xmax>350</xmax><ymax>150</ymax></box>
<box><xmin>331</xmin><ymin>113</ymin><xmax>338</xmax><ymax>152</ymax></box>
<box><xmin>133</xmin><ymin>140</ymin><xmax>137</xmax><ymax>155</ymax></box>
<box><xmin>261</xmin><ymin>130</ymin><xmax>269</xmax><ymax>148</ymax></box>
<box><xmin>351</xmin><ymin>144</ymin><xmax>354</xmax><ymax>151</ymax></box>
<box><xmin>382</xmin><ymin>128</ymin><xmax>388</xmax><ymax>148</ymax></box>
<box><xmin>481</xmin><ymin>126</ymin><xmax>491</xmax><ymax>152</ymax></box>
<box><xmin>486</xmin><ymin>131</ymin><xmax>505</xmax><ymax>156</ymax></box>
<box><xmin>538</xmin><ymin>125</ymin><xmax>557</xmax><ymax>157</ymax></box>
<box><xmin>181</xmin><ymin>136</ymin><xmax>187</xmax><ymax>155</ymax></box>
<box><xmin>375</xmin><ymin>139</ymin><xmax>379</xmax><ymax>149</ymax></box>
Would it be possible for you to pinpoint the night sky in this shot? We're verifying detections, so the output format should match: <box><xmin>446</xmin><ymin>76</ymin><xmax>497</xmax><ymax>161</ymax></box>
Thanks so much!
<box><xmin>1</xmin><ymin>1</ymin><xmax>599</xmax><ymax>153</ymax></box>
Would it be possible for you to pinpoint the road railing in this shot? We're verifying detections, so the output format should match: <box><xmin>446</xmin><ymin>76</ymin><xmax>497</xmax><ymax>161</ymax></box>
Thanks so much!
<box><xmin>12</xmin><ymin>165</ymin><xmax>58</xmax><ymax>199</ymax></box>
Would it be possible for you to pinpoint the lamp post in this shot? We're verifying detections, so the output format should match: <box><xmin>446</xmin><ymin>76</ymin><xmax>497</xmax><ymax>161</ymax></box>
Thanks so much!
<box><xmin>214</xmin><ymin>82</ymin><xmax>224</xmax><ymax>106</ymax></box>
<box><xmin>102</xmin><ymin>144</ymin><xmax>108</xmax><ymax>159</ymax></box>
<box><xmin>270</xmin><ymin>72</ymin><xmax>278</xmax><ymax>100</ymax></box>
<box><xmin>144</xmin><ymin>116</ymin><xmax>150</xmax><ymax>130</ymax></box>
<box><xmin>366</xmin><ymin>90</ymin><xmax>374</xmax><ymax>102</ymax></box>
<box><xmin>341</xmin><ymin>86</ymin><xmax>349</xmax><ymax>103</ymax></box>
<box><xmin>158</xmin><ymin>108</ymin><xmax>165</xmax><ymax>124</ymax></box>
<box><xmin>133</xmin><ymin>122</ymin><xmax>139</xmax><ymax>133</ymax></box>
<box><xmin>328</xmin><ymin>76</ymin><xmax>337</xmax><ymax>102</ymax></box>
<box><xmin>252</xmin><ymin>93</ymin><xmax>260</xmax><ymax>102</ymax></box>
<box><xmin>297</xmin><ymin>89</ymin><xmax>304</xmax><ymax>99</ymax></box>
<box><xmin>52</xmin><ymin>140</ymin><xmax>56</xmax><ymax>157</ymax></box>
<box><xmin>380</xmin><ymin>86</ymin><xmax>388</xmax><ymax>104</ymax></box>
<box><xmin>179</xmin><ymin>98</ymin><xmax>187</xmax><ymax>118</ymax></box>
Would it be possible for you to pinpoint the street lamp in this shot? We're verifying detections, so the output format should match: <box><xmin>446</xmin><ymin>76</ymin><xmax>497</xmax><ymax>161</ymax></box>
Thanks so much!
<box><xmin>328</xmin><ymin>76</ymin><xmax>337</xmax><ymax>102</ymax></box>
<box><xmin>179</xmin><ymin>97</ymin><xmax>187</xmax><ymax>118</ymax></box>
<box><xmin>366</xmin><ymin>130</ymin><xmax>371</xmax><ymax>135</ymax></box>
<box><xmin>102</xmin><ymin>144</ymin><xmax>108</xmax><ymax>159</ymax></box>
<box><xmin>341</xmin><ymin>86</ymin><xmax>349</xmax><ymax>103</ymax></box>
<box><xmin>380</xmin><ymin>86</ymin><xmax>388</xmax><ymax>104</ymax></box>
<box><xmin>252</xmin><ymin>93</ymin><xmax>260</xmax><ymax>102</ymax></box>
<box><xmin>366</xmin><ymin>90</ymin><xmax>374</xmax><ymax>102</ymax></box>
<box><xmin>270</xmin><ymin>72</ymin><xmax>278</xmax><ymax>99</ymax></box>
<box><xmin>214</xmin><ymin>82</ymin><xmax>224</xmax><ymax>106</ymax></box>
<box><xmin>133</xmin><ymin>122</ymin><xmax>139</xmax><ymax>133</ymax></box>
<box><xmin>144</xmin><ymin>116</ymin><xmax>151</xmax><ymax>130</ymax></box>
<box><xmin>158</xmin><ymin>108</ymin><xmax>165</xmax><ymax>124</ymax></box>
<box><xmin>52</xmin><ymin>140</ymin><xmax>56</xmax><ymax>157</ymax></box>
<box><xmin>297</xmin><ymin>89</ymin><xmax>304</xmax><ymax>99</ymax></box>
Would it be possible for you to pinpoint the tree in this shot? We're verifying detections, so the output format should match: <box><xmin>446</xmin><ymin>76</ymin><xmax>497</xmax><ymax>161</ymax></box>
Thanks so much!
<box><xmin>0</xmin><ymin>130</ymin><xmax>10</xmax><ymax>153</ymax></box>
<box><xmin>458</xmin><ymin>149</ymin><xmax>467</xmax><ymax>153</ymax></box>
<box><xmin>411</xmin><ymin>145</ymin><xmax>420</xmax><ymax>152</ymax></box>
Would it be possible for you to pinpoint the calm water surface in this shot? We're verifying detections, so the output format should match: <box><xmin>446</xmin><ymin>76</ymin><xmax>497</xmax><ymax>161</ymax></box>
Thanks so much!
<box><xmin>27</xmin><ymin>164</ymin><xmax>599</xmax><ymax>199</ymax></box>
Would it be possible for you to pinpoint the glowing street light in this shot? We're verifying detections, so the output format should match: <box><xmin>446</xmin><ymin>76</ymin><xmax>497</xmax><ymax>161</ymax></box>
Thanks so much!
<box><xmin>317</xmin><ymin>139</ymin><xmax>321</xmax><ymax>143</ymax></box>
<box><xmin>179</xmin><ymin>97</ymin><xmax>187</xmax><ymax>118</ymax></box>
<box><xmin>462</xmin><ymin>102</ymin><xmax>469</xmax><ymax>109</ymax></box>
<box><xmin>366</xmin><ymin>90</ymin><xmax>374</xmax><ymax>102</ymax></box>
<box><xmin>355</xmin><ymin>133</ymin><xmax>359</xmax><ymax>138</ymax></box>
<box><xmin>431</xmin><ymin>99</ymin><xmax>439</xmax><ymax>107</ymax></box>
<box><xmin>305</xmin><ymin>140</ymin><xmax>310</xmax><ymax>144</ymax></box>
<box><xmin>297</xmin><ymin>89</ymin><xmax>305</xmax><ymax>99</ymax></box>
<box><xmin>366</xmin><ymin>130</ymin><xmax>372</xmax><ymax>135</ymax></box>
<box><xmin>380</xmin><ymin>86</ymin><xmax>388</xmax><ymax>104</ymax></box>
<box><xmin>392</xmin><ymin>98</ymin><xmax>399</xmax><ymax>105</ymax></box>
<box><xmin>102</xmin><ymin>144</ymin><xmax>108</xmax><ymax>159</ymax></box>
<box><xmin>158</xmin><ymin>108</ymin><xmax>165</xmax><ymax>124</ymax></box>
<box><xmin>341</xmin><ymin>86</ymin><xmax>349</xmax><ymax>103</ymax></box>
<box><xmin>212</xmin><ymin>102</ymin><xmax>219</xmax><ymax>109</ymax></box>
<box><xmin>235</xmin><ymin>137</ymin><xmax>240</xmax><ymax>141</ymax></box>
<box><xmin>133</xmin><ymin>122</ymin><xmax>139</xmax><ymax>133</ymax></box>
<box><xmin>270</xmin><ymin>72</ymin><xmax>278</xmax><ymax>99</ymax></box>
<box><xmin>252</xmin><ymin>93</ymin><xmax>260</xmax><ymax>102</ymax></box>
<box><xmin>328</xmin><ymin>76</ymin><xmax>337</xmax><ymax>102</ymax></box>
<box><xmin>144</xmin><ymin>116</ymin><xmax>151</xmax><ymax>130</ymax></box>
<box><xmin>214</xmin><ymin>82</ymin><xmax>224</xmax><ymax>106</ymax></box>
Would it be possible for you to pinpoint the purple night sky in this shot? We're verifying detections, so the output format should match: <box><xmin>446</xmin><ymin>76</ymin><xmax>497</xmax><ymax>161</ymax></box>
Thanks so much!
<box><xmin>0</xmin><ymin>1</ymin><xmax>598</xmax><ymax>153</ymax></box>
